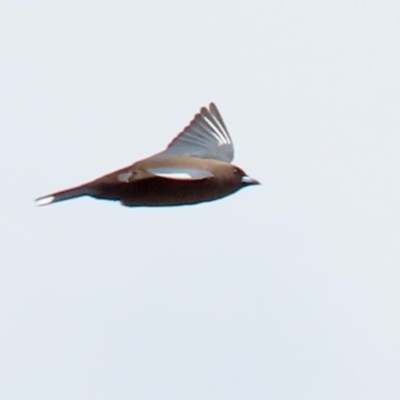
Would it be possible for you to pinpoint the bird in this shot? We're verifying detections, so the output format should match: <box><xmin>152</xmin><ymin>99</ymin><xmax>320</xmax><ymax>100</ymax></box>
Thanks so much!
<box><xmin>35</xmin><ymin>103</ymin><xmax>259</xmax><ymax>207</ymax></box>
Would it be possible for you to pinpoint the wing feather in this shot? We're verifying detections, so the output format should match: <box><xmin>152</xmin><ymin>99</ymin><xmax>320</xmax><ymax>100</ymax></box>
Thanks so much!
<box><xmin>151</xmin><ymin>103</ymin><xmax>234</xmax><ymax>162</ymax></box>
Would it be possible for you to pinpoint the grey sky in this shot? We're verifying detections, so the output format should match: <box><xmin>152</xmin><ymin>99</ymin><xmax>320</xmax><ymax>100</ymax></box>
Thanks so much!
<box><xmin>1</xmin><ymin>1</ymin><xmax>400</xmax><ymax>399</ymax></box>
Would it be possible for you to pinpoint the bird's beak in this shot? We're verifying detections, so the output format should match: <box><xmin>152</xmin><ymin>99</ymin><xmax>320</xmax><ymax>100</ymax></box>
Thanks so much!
<box><xmin>241</xmin><ymin>175</ymin><xmax>260</xmax><ymax>186</ymax></box>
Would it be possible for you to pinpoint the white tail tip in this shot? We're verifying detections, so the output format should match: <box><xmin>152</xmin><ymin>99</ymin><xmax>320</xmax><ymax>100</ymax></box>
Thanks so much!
<box><xmin>35</xmin><ymin>196</ymin><xmax>55</xmax><ymax>206</ymax></box>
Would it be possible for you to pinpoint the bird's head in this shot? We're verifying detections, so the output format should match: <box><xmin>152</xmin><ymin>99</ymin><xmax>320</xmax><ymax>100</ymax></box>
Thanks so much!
<box><xmin>232</xmin><ymin>166</ymin><xmax>260</xmax><ymax>188</ymax></box>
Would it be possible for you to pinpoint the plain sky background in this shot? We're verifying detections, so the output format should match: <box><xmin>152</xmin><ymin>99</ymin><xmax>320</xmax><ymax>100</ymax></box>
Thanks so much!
<box><xmin>1</xmin><ymin>1</ymin><xmax>400</xmax><ymax>399</ymax></box>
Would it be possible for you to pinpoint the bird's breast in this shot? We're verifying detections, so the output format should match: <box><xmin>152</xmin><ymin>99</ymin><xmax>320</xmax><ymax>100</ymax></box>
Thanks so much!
<box><xmin>92</xmin><ymin>175</ymin><xmax>239</xmax><ymax>206</ymax></box>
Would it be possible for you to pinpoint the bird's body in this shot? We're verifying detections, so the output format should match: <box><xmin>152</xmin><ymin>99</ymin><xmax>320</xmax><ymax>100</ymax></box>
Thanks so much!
<box><xmin>36</xmin><ymin>103</ymin><xmax>259</xmax><ymax>207</ymax></box>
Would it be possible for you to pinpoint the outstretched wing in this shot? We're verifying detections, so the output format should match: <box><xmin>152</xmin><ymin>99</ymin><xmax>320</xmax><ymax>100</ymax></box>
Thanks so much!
<box><xmin>152</xmin><ymin>103</ymin><xmax>234</xmax><ymax>163</ymax></box>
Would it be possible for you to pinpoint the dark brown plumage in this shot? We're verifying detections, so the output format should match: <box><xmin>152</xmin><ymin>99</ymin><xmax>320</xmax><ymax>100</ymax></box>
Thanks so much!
<box><xmin>36</xmin><ymin>103</ymin><xmax>259</xmax><ymax>207</ymax></box>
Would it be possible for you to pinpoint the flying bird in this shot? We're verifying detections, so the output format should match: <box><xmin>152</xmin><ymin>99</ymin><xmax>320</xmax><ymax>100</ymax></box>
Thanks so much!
<box><xmin>35</xmin><ymin>103</ymin><xmax>259</xmax><ymax>207</ymax></box>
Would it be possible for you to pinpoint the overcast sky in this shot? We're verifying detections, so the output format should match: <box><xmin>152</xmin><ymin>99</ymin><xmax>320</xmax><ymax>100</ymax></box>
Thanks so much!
<box><xmin>1</xmin><ymin>1</ymin><xmax>400</xmax><ymax>399</ymax></box>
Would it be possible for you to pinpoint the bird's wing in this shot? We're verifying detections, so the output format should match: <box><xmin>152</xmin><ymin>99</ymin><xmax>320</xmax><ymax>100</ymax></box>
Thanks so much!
<box><xmin>147</xmin><ymin>167</ymin><xmax>214</xmax><ymax>180</ymax></box>
<box><xmin>152</xmin><ymin>103</ymin><xmax>234</xmax><ymax>163</ymax></box>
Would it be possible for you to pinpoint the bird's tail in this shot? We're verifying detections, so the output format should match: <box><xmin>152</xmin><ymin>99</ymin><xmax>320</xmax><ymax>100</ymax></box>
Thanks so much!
<box><xmin>35</xmin><ymin>184</ymin><xmax>90</xmax><ymax>206</ymax></box>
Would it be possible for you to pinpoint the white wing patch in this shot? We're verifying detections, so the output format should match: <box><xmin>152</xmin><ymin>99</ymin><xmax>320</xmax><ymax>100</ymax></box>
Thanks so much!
<box><xmin>118</xmin><ymin>172</ymin><xmax>133</xmax><ymax>183</ymax></box>
<box><xmin>148</xmin><ymin>167</ymin><xmax>214</xmax><ymax>180</ymax></box>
